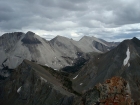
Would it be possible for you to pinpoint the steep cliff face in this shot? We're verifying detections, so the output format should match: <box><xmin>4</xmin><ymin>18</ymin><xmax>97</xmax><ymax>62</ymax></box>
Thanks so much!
<box><xmin>0</xmin><ymin>60</ymin><xmax>75</xmax><ymax>105</ymax></box>
<box><xmin>82</xmin><ymin>76</ymin><xmax>135</xmax><ymax>105</ymax></box>
<box><xmin>0</xmin><ymin>32</ymin><xmax>24</xmax><ymax>69</ymax></box>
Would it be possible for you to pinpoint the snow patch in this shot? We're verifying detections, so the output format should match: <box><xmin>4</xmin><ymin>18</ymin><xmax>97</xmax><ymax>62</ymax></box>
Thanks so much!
<box><xmin>40</xmin><ymin>77</ymin><xmax>47</xmax><ymax>82</ymax></box>
<box><xmin>54</xmin><ymin>69</ymin><xmax>57</xmax><ymax>70</ymax></box>
<box><xmin>126</xmin><ymin>82</ymin><xmax>131</xmax><ymax>94</ymax></box>
<box><xmin>128</xmin><ymin>63</ymin><xmax>130</xmax><ymax>67</ymax></box>
<box><xmin>123</xmin><ymin>47</ymin><xmax>130</xmax><ymax>66</ymax></box>
<box><xmin>73</xmin><ymin>75</ymin><xmax>78</xmax><ymax>79</ymax></box>
<box><xmin>137</xmin><ymin>53</ymin><xmax>140</xmax><ymax>57</ymax></box>
<box><xmin>45</xmin><ymin>64</ymin><xmax>49</xmax><ymax>66</ymax></box>
<box><xmin>17</xmin><ymin>86</ymin><xmax>22</xmax><ymax>93</ymax></box>
<box><xmin>80</xmin><ymin>83</ymin><xmax>83</xmax><ymax>85</ymax></box>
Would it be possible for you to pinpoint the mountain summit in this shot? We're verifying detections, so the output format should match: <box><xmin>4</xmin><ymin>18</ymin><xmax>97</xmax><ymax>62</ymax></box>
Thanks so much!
<box><xmin>21</xmin><ymin>31</ymin><xmax>41</xmax><ymax>44</ymax></box>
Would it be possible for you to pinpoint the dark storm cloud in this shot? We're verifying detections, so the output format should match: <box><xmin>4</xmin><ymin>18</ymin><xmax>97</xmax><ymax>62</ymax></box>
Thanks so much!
<box><xmin>39</xmin><ymin>0</ymin><xmax>89</xmax><ymax>11</ymax></box>
<box><xmin>0</xmin><ymin>0</ymin><xmax>140</xmax><ymax>41</ymax></box>
<box><xmin>0</xmin><ymin>3</ymin><xmax>14</xmax><ymax>22</ymax></box>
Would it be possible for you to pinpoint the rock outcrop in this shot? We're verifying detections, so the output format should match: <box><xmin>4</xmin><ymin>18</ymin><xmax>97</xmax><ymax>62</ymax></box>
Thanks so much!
<box><xmin>82</xmin><ymin>76</ymin><xmax>135</xmax><ymax>105</ymax></box>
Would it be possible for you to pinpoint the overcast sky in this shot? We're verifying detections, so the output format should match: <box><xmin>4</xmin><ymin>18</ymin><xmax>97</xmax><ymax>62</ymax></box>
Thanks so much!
<box><xmin>0</xmin><ymin>0</ymin><xmax>140</xmax><ymax>41</ymax></box>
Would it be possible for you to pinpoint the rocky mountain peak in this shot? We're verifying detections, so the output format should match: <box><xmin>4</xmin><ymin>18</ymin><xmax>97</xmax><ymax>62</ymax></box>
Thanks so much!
<box><xmin>26</xmin><ymin>31</ymin><xmax>35</xmax><ymax>36</ymax></box>
<box><xmin>80</xmin><ymin>36</ymin><xmax>91</xmax><ymax>41</ymax></box>
<box><xmin>21</xmin><ymin>31</ymin><xmax>41</xmax><ymax>44</ymax></box>
<box><xmin>0</xmin><ymin>32</ymin><xmax>23</xmax><ymax>52</ymax></box>
<box><xmin>131</xmin><ymin>37</ymin><xmax>140</xmax><ymax>46</ymax></box>
<box><xmin>0</xmin><ymin>32</ymin><xmax>23</xmax><ymax>40</ymax></box>
<box><xmin>116</xmin><ymin>37</ymin><xmax>140</xmax><ymax>52</ymax></box>
<box><xmin>132</xmin><ymin>37</ymin><xmax>139</xmax><ymax>40</ymax></box>
<box><xmin>80</xmin><ymin>35</ymin><xmax>108</xmax><ymax>47</ymax></box>
<box><xmin>55</xmin><ymin>35</ymin><xmax>70</xmax><ymax>41</ymax></box>
<box><xmin>1</xmin><ymin>32</ymin><xmax>23</xmax><ymax>36</ymax></box>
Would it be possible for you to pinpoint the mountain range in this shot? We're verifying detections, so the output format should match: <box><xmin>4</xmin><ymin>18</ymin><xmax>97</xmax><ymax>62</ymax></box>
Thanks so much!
<box><xmin>1</xmin><ymin>31</ymin><xmax>140</xmax><ymax>105</ymax></box>
<box><xmin>0</xmin><ymin>31</ymin><xmax>118</xmax><ymax>70</ymax></box>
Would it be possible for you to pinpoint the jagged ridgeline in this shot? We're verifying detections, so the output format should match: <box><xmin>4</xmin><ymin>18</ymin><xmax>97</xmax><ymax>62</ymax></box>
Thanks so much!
<box><xmin>1</xmin><ymin>31</ymin><xmax>140</xmax><ymax>105</ymax></box>
<box><xmin>0</xmin><ymin>31</ymin><xmax>119</xmax><ymax>70</ymax></box>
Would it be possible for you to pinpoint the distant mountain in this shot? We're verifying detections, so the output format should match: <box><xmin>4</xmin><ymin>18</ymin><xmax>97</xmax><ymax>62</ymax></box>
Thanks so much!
<box><xmin>1</xmin><ymin>36</ymin><xmax>140</xmax><ymax>105</ymax></box>
<box><xmin>99</xmin><ymin>38</ymin><xmax>120</xmax><ymax>48</ymax></box>
<box><xmin>79</xmin><ymin>36</ymin><xmax>109</xmax><ymax>52</ymax></box>
<box><xmin>71</xmin><ymin>37</ymin><xmax>140</xmax><ymax>101</ymax></box>
<box><xmin>0</xmin><ymin>31</ymin><xmax>117</xmax><ymax>70</ymax></box>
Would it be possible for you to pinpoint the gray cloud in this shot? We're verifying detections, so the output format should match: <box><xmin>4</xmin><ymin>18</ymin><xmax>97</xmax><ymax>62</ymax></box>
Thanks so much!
<box><xmin>0</xmin><ymin>0</ymin><xmax>140</xmax><ymax>41</ymax></box>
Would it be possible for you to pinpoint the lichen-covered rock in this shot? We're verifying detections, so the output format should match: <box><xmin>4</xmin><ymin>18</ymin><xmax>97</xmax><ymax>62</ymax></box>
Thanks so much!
<box><xmin>82</xmin><ymin>77</ymin><xmax>134</xmax><ymax>105</ymax></box>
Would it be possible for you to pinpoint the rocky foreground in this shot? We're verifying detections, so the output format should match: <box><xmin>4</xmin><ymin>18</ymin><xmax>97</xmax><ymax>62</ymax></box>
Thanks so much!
<box><xmin>82</xmin><ymin>76</ymin><xmax>135</xmax><ymax>105</ymax></box>
<box><xmin>0</xmin><ymin>59</ymin><xmax>139</xmax><ymax>105</ymax></box>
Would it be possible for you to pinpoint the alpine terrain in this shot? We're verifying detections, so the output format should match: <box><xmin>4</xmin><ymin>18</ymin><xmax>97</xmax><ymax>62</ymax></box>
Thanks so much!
<box><xmin>1</xmin><ymin>31</ymin><xmax>140</xmax><ymax>105</ymax></box>
<box><xmin>72</xmin><ymin>37</ymin><xmax>140</xmax><ymax>104</ymax></box>
<box><xmin>0</xmin><ymin>31</ymin><xmax>118</xmax><ymax>70</ymax></box>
